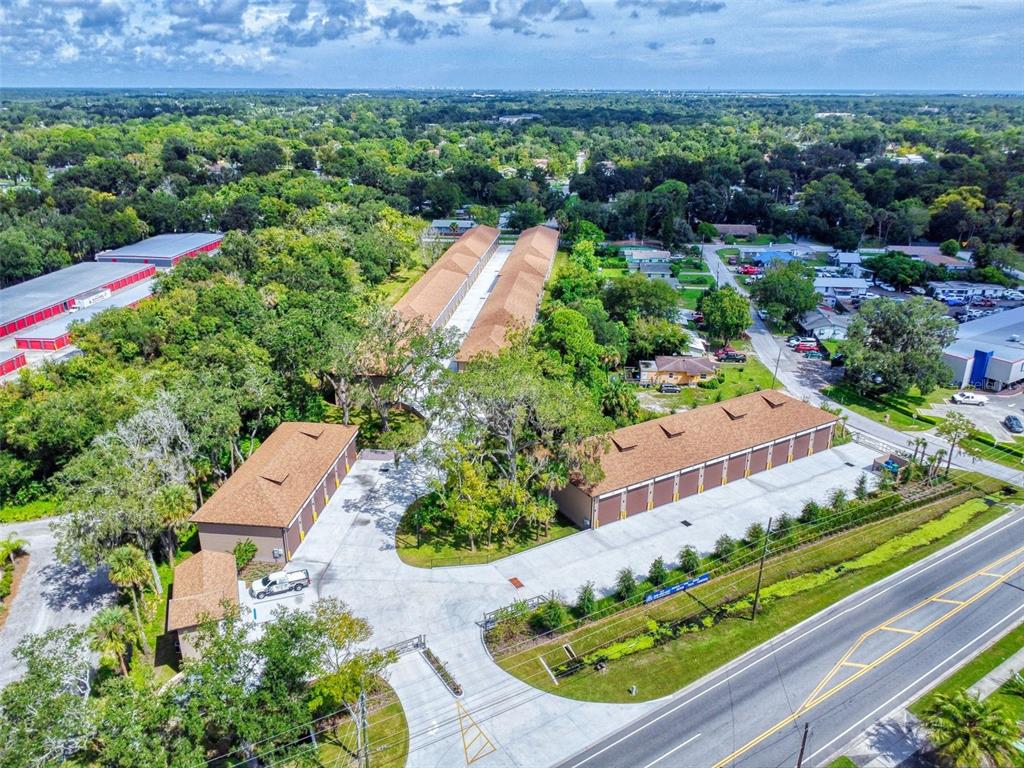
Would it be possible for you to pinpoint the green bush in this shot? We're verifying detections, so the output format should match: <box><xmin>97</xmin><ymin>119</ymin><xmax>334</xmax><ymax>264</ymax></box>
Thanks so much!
<box><xmin>233</xmin><ymin>539</ymin><xmax>258</xmax><ymax>569</ymax></box>
<box><xmin>697</xmin><ymin>378</ymin><xmax>719</xmax><ymax>390</ymax></box>
<box><xmin>678</xmin><ymin>545</ymin><xmax>701</xmax><ymax>576</ymax></box>
<box><xmin>648</xmin><ymin>557</ymin><xmax>668</xmax><ymax>586</ymax></box>
<box><xmin>530</xmin><ymin>599</ymin><xmax>569</xmax><ymax>633</ymax></box>
<box><xmin>574</xmin><ymin>581</ymin><xmax>596</xmax><ymax>619</ymax></box>
<box><xmin>616</xmin><ymin>567</ymin><xmax>637</xmax><ymax>600</ymax></box>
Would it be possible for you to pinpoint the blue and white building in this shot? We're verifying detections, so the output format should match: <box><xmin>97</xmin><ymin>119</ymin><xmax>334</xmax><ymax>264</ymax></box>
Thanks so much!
<box><xmin>942</xmin><ymin>307</ymin><xmax>1024</xmax><ymax>391</ymax></box>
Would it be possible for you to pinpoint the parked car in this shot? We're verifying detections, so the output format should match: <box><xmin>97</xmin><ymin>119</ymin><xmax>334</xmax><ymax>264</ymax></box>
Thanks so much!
<box><xmin>788</xmin><ymin>336</ymin><xmax>817</xmax><ymax>347</ymax></box>
<box><xmin>719</xmin><ymin>352</ymin><xmax>748</xmax><ymax>363</ymax></box>
<box><xmin>950</xmin><ymin>391</ymin><xmax>989</xmax><ymax>406</ymax></box>
<box><xmin>1004</xmin><ymin>290</ymin><xmax>1024</xmax><ymax>301</ymax></box>
<box><xmin>877</xmin><ymin>282</ymin><xmax>896</xmax><ymax>292</ymax></box>
<box><xmin>793</xmin><ymin>342</ymin><xmax>819</xmax><ymax>352</ymax></box>
<box><xmin>659</xmin><ymin>383</ymin><xmax>682</xmax><ymax>393</ymax></box>
<box><xmin>974</xmin><ymin>298</ymin><xmax>996</xmax><ymax>307</ymax></box>
<box><xmin>909</xmin><ymin>286</ymin><xmax>926</xmax><ymax>296</ymax></box>
<box><xmin>803</xmin><ymin>350</ymin><xmax>824</xmax><ymax>360</ymax></box>
<box><xmin>1004</xmin><ymin>415</ymin><xmax>1024</xmax><ymax>434</ymax></box>
<box><xmin>945</xmin><ymin>297</ymin><xmax>967</xmax><ymax>307</ymax></box>
<box><xmin>250</xmin><ymin>569</ymin><xmax>311</xmax><ymax>600</ymax></box>
<box><xmin>714</xmin><ymin>346</ymin><xmax>739</xmax><ymax>358</ymax></box>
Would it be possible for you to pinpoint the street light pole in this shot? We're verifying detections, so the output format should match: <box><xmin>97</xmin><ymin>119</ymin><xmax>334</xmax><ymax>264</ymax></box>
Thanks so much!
<box><xmin>771</xmin><ymin>346</ymin><xmax>782</xmax><ymax>389</ymax></box>
<box><xmin>795</xmin><ymin>722</ymin><xmax>810</xmax><ymax>768</ymax></box>
<box><xmin>751</xmin><ymin>516</ymin><xmax>773</xmax><ymax>620</ymax></box>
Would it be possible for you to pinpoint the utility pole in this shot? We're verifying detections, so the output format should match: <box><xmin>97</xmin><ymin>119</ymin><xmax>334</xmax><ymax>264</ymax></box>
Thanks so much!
<box><xmin>795</xmin><ymin>722</ymin><xmax>810</xmax><ymax>768</ymax></box>
<box><xmin>751</xmin><ymin>516</ymin><xmax>773</xmax><ymax>620</ymax></box>
<box><xmin>771</xmin><ymin>347</ymin><xmax>782</xmax><ymax>389</ymax></box>
<box><xmin>359</xmin><ymin>686</ymin><xmax>370</xmax><ymax>768</ymax></box>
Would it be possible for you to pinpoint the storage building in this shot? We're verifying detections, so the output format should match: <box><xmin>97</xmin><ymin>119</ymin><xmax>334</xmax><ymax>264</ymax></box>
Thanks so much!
<box><xmin>394</xmin><ymin>226</ymin><xmax>500</xmax><ymax>331</ymax></box>
<box><xmin>15</xmin><ymin>280</ymin><xmax>154</xmax><ymax>352</ymax></box>
<box><xmin>191</xmin><ymin>422</ymin><xmax>359</xmax><ymax>562</ymax></box>
<box><xmin>166</xmin><ymin>551</ymin><xmax>239</xmax><ymax>660</ymax></box>
<box><xmin>96</xmin><ymin>233</ymin><xmax>223</xmax><ymax>268</ymax></box>
<box><xmin>554</xmin><ymin>390</ymin><xmax>838</xmax><ymax>529</ymax></box>
<box><xmin>942</xmin><ymin>306</ymin><xmax>1024</xmax><ymax>391</ymax></box>
<box><xmin>0</xmin><ymin>262</ymin><xmax>155</xmax><ymax>339</ymax></box>
<box><xmin>454</xmin><ymin>226</ymin><xmax>557</xmax><ymax>369</ymax></box>
<box><xmin>0</xmin><ymin>351</ymin><xmax>27</xmax><ymax>377</ymax></box>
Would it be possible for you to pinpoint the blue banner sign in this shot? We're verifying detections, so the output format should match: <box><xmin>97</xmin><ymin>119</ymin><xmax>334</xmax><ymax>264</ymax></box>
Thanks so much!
<box><xmin>643</xmin><ymin>573</ymin><xmax>711</xmax><ymax>604</ymax></box>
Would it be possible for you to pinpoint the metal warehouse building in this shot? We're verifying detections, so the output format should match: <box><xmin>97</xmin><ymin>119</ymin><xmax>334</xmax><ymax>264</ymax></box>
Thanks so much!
<box><xmin>0</xmin><ymin>351</ymin><xmax>27</xmax><ymax>377</ymax></box>
<box><xmin>394</xmin><ymin>226</ymin><xmax>500</xmax><ymax>330</ymax></box>
<box><xmin>942</xmin><ymin>306</ymin><xmax>1024</xmax><ymax>391</ymax></box>
<box><xmin>190</xmin><ymin>422</ymin><xmax>359</xmax><ymax>563</ymax></box>
<box><xmin>14</xmin><ymin>280</ymin><xmax>154</xmax><ymax>352</ymax></box>
<box><xmin>96</xmin><ymin>232</ymin><xmax>223</xmax><ymax>268</ymax></box>
<box><xmin>454</xmin><ymin>226</ymin><xmax>557</xmax><ymax>369</ymax></box>
<box><xmin>0</xmin><ymin>262</ymin><xmax>156</xmax><ymax>339</ymax></box>
<box><xmin>554</xmin><ymin>391</ymin><xmax>838</xmax><ymax>529</ymax></box>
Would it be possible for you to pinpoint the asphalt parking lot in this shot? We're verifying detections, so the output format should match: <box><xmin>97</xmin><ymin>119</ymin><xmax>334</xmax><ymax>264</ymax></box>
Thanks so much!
<box><xmin>924</xmin><ymin>388</ymin><xmax>1024</xmax><ymax>440</ymax></box>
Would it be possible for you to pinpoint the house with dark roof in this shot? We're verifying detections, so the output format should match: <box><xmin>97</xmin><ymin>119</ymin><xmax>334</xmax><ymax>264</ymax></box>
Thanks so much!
<box><xmin>166</xmin><ymin>550</ymin><xmax>239</xmax><ymax>659</ymax></box>
<box><xmin>554</xmin><ymin>391</ymin><xmax>838</xmax><ymax>528</ymax></box>
<box><xmin>712</xmin><ymin>223</ymin><xmax>758</xmax><ymax>237</ymax></box>
<box><xmin>191</xmin><ymin>422</ymin><xmax>359</xmax><ymax>562</ymax></box>
<box><xmin>638</xmin><ymin>356</ymin><xmax>718</xmax><ymax>386</ymax></box>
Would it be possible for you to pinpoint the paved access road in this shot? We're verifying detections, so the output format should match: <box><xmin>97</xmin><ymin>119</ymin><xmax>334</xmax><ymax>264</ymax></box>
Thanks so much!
<box><xmin>557</xmin><ymin>504</ymin><xmax>1024</xmax><ymax>768</ymax></box>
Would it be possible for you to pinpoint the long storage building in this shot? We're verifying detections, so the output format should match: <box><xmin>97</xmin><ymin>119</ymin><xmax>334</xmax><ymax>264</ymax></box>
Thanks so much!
<box><xmin>0</xmin><ymin>262</ymin><xmax>155</xmax><ymax>339</ymax></box>
<box><xmin>394</xmin><ymin>226</ymin><xmax>500</xmax><ymax>330</ymax></box>
<box><xmin>96</xmin><ymin>232</ymin><xmax>223</xmax><ymax>268</ymax></box>
<box><xmin>555</xmin><ymin>390</ymin><xmax>838</xmax><ymax>529</ymax></box>
<box><xmin>191</xmin><ymin>422</ymin><xmax>359</xmax><ymax>562</ymax></box>
<box><xmin>454</xmin><ymin>226</ymin><xmax>557</xmax><ymax>369</ymax></box>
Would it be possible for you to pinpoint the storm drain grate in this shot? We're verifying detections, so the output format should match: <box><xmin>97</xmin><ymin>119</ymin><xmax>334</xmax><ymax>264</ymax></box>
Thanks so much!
<box><xmin>353</xmin><ymin>517</ymin><xmax>371</xmax><ymax>526</ymax></box>
<box><xmin>845</xmin><ymin>462</ymin><xmax>855</xmax><ymax>467</ymax></box>
<box><xmin>681</xmin><ymin>520</ymin><xmax>692</xmax><ymax>527</ymax></box>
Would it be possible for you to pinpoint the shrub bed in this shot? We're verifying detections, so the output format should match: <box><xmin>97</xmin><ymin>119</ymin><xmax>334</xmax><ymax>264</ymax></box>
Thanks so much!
<box><xmin>423</xmin><ymin>648</ymin><xmax>462</xmax><ymax>697</ymax></box>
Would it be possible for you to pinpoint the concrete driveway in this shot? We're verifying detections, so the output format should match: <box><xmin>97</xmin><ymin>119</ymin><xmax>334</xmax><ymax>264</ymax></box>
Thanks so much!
<box><xmin>277</xmin><ymin>440</ymin><xmax>880</xmax><ymax>768</ymax></box>
<box><xmin>0</xmin><ymin>517</ymin><xmax>115</xmax><ymax>686</ymax></box>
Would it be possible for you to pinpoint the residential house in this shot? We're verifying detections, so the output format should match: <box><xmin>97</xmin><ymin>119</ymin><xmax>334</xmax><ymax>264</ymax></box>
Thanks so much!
<box><xmin>797</xmin><ymin>309</ymin><xmax>852</xmax><ymax>341</ymax></box>
<box><xmin>813</xmin><ymin>277</ymin><xmax>870</xmax><ymax>305</ymax></box>
<box><xmin>927</xmin><ymin>281</ymin><xmax>1005</xmax><ymax>301</ymax></box>
<box><xmin>166</xmin><ymin>551</ymin><xmax>239</xmax><ymax>660</ymax></box>
<box><xmin>638</xmin><ymin>356</ymin><xmax>718</xmax><ymax>387</ymax></box>
<box><xmin>712</xmin><ymin>223</ymin><xmax>758</xmax><ymax>238</ymax></box>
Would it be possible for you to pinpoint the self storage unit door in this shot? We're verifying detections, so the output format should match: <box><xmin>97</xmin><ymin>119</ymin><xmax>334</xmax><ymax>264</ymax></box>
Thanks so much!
<box><xmin>792</xmin><ymin>432</ymin><xmax>812</xmax><ymax>459</ymax></box>
<box><xmin>301</xmin><ymin>502</ymin><xmax>314</xmax><ymax>535</ymax></box>
<box><xmin>704</xmin><ymin>460</ymin><xmax>724</xmax><ymax>489</ymax></box>
<box><xmin>626</xmin><ymin>486</ymin><xmax>648</xmax><ymax>516</ymax></box>
<box><xmin>285</xmin><ymin>524</ymin><xmax>301</xmax><ymax>560</ymax></box>
<box><xmin>774</xmin><ymin>437</ymin><xmax>792</xmax><ymax>465</ymax></box>
<box><xmin>652</xmin><ymin>477</ymin><xmax>675</xmax><ymax>508</ymax></box>
<box><xmin>679</xmin><ymin>469</ymin><xmax>700</xmax><ymax>498</ymax></box>
<box><xmin>597</xmin><ymin>495</ymin><xmax>621</xmax><ymax>527</ymax></box>
<box><xmin>813</xmin><ymin>425</ymin><xmax>833</xmax><ymax>453</ymax></box>
<box><xmin>727</xmin><ymin>453</ymin><xmax>748</xmax><ymax>483</ymax></box>
<box><xmin>749</xmin><ymin>446</ymin><xmax>770</xmax><ymax>474</ymax></box>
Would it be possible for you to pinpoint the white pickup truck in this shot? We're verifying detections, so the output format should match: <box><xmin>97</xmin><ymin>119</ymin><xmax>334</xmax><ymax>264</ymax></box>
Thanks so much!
<box><xmin>249</xmin><ymin>569</ymin><xmax>311</xmax><ymax>599</ymax></box>
<box><xmin>950</xmin><ymin>391</ymin><xmax>989</xmax><ymax>406</ymax></box>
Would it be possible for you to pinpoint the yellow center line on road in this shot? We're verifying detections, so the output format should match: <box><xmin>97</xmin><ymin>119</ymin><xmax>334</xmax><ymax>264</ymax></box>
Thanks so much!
<box><xmin>841</xmin><ymin>662</ymin><xmax>869</xmax><ymax>669</ymax></box>
<box><xmin>879</xmin><ymin>626</ymin><xmax>918</xmax><ymax>635</ymax></box>
<box><xmin>711</xmin><ymin>543</ymin><xmax>1024</xmax><ymax>768</ymax></box>
<box><xmin>931</xmin><ymin>598</ymin><xmax>964</xmax><ymax>605</ymax></box>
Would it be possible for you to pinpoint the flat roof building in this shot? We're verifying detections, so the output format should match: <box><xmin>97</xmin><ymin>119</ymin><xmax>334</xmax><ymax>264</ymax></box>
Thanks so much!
<box><xmin>712</xmin><ymin>223</ymin><xmax>758</xmax><ymax>237</ymax></box>
<box><xmin>96</xmin><ymin>233</ymin><xmax>222</xmax><ymax>268</ymax></box>
<box><xmin>14</xmin><ymin>280</ymin><xmax>154</xmax><ymax>352</ymax></box>
<box><xmin>0</xmin><ymin>350</ymin><xmax>27</xmax><ymax>378</ymax></box>
<box><xmin>191</xmin><ymin>422</ymin><xmax>358</xmax><ymax>562</ymax></box>
<box><xmin>394</xmin><ymin>226</ymin><xmax>500</xmax><ymax>331</ymax></box>
<box><xmin>554</xmin><ymin>390</ymin><xmax>838</xmax><ymax>529</ymax></box>
<box><xmin>0</xmin><ymin>262</ymin><xmax>155</xmax><ymax>339</ymax></box>
<box><xmin>928</xmin><ymin>281</ymin><xmax>1005</xmax><ymax>300</ymax></box>
<box><xmin>455</xmin><ymin>226</ymin><xmax>557</xmax><ymax>368</ymax></box>
<box><xmin>942</xmin><ymin>306</ymin><xmax>1024</xmax><ymax>391</ymax></box>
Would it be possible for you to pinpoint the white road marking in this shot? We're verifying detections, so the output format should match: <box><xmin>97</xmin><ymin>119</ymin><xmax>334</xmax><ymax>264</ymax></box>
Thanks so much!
<box><xmin>640</xmin><ymin>732</ymin><xmax>702</xmax><ymax>768</ymax></box>
<box><xmin>809</xmin><ymin>601</ymin><xmax>1024</xmax><ymax>763</ymax></box>
<box><xmin>562</xmin><ymin>509</ymin><xmax>1024</xmax><ymax>768</ymax></box>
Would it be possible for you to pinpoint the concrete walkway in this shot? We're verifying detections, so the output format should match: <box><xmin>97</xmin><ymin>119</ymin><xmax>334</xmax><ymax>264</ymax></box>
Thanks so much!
<box><xmin>278</xmin><ymin>441</ymin><xmax>880</xmax><ymax>767</ymax></box>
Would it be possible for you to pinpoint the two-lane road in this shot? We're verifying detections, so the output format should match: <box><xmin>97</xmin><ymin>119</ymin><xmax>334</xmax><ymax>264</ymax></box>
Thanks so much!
<box><xmin>558</xmin><ymin>505</ymin><xmax>1024</xmax><ymax>768</ymax></box>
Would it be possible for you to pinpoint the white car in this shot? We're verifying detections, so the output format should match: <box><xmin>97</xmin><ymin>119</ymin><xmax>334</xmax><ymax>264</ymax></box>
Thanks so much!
<box><xmin>950</xmin><ymin>391</ymin><xmax>989</xmax><ymax>406</ymax></box>
<box><xmin>1004</xmin><ymin>290</ymin><xmax>1024</xmax><ymax>301</ymax></box>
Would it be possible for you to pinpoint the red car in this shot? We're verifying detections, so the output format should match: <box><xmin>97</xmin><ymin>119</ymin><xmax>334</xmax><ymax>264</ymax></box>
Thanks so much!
<box><xmin>793</xmin><ymin>342</ymin><xmax>819</xmax><ymax>352</ymax></box>
<box><xmin>974</xmin><ymin>298</ymin><xmax>996</xmax><ymax>307</ymax></box>
<box><xmin>738</xmin><ymin>265</ymin><xmax>761</xmax><ymax>275</ymax></box>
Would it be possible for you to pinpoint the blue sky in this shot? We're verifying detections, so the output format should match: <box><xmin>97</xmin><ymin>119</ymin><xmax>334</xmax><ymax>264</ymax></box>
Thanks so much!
<box><xmin>2</xmin><ymin>0</ymin><xmax>1021</xmax><ymax>90</ymax></box>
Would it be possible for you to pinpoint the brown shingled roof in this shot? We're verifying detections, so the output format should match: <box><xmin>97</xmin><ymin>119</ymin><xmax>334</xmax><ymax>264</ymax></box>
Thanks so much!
<box><xmin>652</xmin><ymin>356</ymin><xmax>718</xmax><ymax>376</ymax></box>
<box><xmin>577</xmin><ymin>390</ymin><xmax>836</xmax><ymax>496</ymax></box>
<box><xmin>394</xmin><ymin>226</ymin><xmax>500</xmax><ymax>328</ymax></box>
<box><xmin>190</xmin><ymin>422</ymin><xmax>358</xmax><ymax>528</ymax></box>
<box><xmin>456</xmin><ymin>226</ymin><xmax>558</xmax><ymax>363</ymax></box>
<box><xmin>166</xmin><ymin>551</ymin><xmax>238</xmax><ymax>631</ymax></box>
<box><xmin>712</xmin><ymin>223</ymin><xmax>758</xmax><ymax>236</ymax></box>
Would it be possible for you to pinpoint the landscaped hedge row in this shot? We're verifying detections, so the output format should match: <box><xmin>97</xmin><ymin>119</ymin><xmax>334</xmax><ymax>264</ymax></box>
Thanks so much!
<box><xmin>0</xmin><ymin>562</ymin><xmax>13</xmax><ymax>603</ymax></box>
<box><xmin>422</xmin><ymin>648</ymin><xmax>462</xmax><ymax>697</ymax></box>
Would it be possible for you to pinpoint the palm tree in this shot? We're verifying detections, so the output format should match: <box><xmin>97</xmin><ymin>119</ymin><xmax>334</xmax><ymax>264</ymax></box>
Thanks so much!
<box><xmin>922</xmin><ymin>689</ymin><xmax>1018</xmax><ymax>767</ymax></box>
<box><xmin>1003</xmin><ymin>671</ymin><xmax>1024</xmax><ymax>699</ymax></box>
<box><xmin>88</xmin><ymin>605</ymin><xmax>137</xmax><ymax>676</ymax></box>
<box><xmin>0</xmin><ymin>535</ymin><xmax>28</xmax><ymax>565</ymax></box>
<box><xmin>106</xmin><ymin>544</ymin><xmax>152</xmax><ymax>655</ymax></box>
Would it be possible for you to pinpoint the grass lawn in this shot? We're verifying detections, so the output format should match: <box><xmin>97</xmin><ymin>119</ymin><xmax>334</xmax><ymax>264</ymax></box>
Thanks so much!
<box><xmin>716</xmin><ymin>247</ymin><xmax>741</xmax><ymax>257</ymax></box>
<box><xmin>318</xmin><ymin>681</ymin><xmax>409</xmax><ymax>768</ymax></box>
<box><xmin>379</xmin><ymin>264</ymin><xmax>427</xmax><ymax>306</ymax></box>
<box><xmin>827</xmin><ymin>758</ymin><xmax>858</xmax><ymax>768</ymax></box>
<box><xmin>678</xmin><ymin>288</ymin><xmax>705</xmax><ymax>310</ymax></box>
<box><xmin>494</xmin><ymin>488</ymin><xmax>1015</xmax><ymax>702</ymax></box>
<box><xmin>0</xmin><ymin>497</ymin><xmax>58</xmax><ymax>523</ymax></box>
<box><xmin>326</xmin><ymin>405</ymin><xmax>426</xmax><ymax>451</ymax></box>
<box><xmin>821</xmin><ymin>339</ymin><xmax>841</xmax><ymax>357</ymax></box>
<box><xmin>652</xmin><ymin>358</ymin><xmax>777</xmax><ymax>410</ymax></box>
<box><xmin>823</xmin><ymin>382</ymin><xmax>955</xmax><ymax>432</ymax></box>
<box><xmin>599</xmin><ymin>267</ymin><xmax>628</xmax><ymax>279</ymax></box>
<box><xmin>677</xmin><ymin>273</ymin><xmax>715</xmax><ymax>287</ymax></box>
<box><xmin>737</xmin><ymin>234</ymin><xmax>794</xmax><ymax>246</ymax></box>
<box><xmin>396</xmin><ymin>501</ymin><xmax>580</xmax><ymax>567</ymax></box>
<box><xmin>674</xmin><ymin>258</ymin><xmax>710</xmax><ymax>273</ymax></box>
<box><xmin>909</xmin><ymin>620</ymin><xmax>1024</xmax><ymax>721</ymax></box>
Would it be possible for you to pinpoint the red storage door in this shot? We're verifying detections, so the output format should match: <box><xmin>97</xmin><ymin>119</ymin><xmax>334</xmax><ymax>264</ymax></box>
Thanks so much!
<box><xmin>813</xmin><ymin>425</ymin><xmax>832</xmax><ymax>453</ymax></box>
<box><xmin>773</xmin><ymin>438</ymin><xmax>792</xmax><ymax>465</ymax></box>
<box><xmin>652</xmin><ymin>477</ymin><xmax>674</xmax><ymax>508</ymax></box>
<box><xmin>727</xmin><ymin>453</ymin><xmax>748</xmax><ymax>483</ymax></box>
<box><xmin>597</xmin><ymin>495</ymin><xmax>621</xmax><ymax>527</ymax></box>
<box><xmin>792</xmin><ymin>432</ymin><xmax>812</xmax><ymax>459</ymax></box>
<box><xmin>301</xmin><ymin>501</ymin><xmax>315</xmax><ymax>534</ymax></box>
<box><xmin>679</xmin><ymin>469</ymin><xmax>700</xmax><ymax>498</ymax></box>
<box><xmin>749</xmin><ymin>446</ymin><xmax>770</xmax><ymax>475</ymax></box>
<box><xmin>704</xmin><ymin>460</ymin><xmax>724</xmax><ymax>489</ymax></box>
<box><xmin>285</xmin><ymin>525</ymin><xmax>300</xmax><ymax>560</ymax></box>
<box><xmin>346</xmin><ymin>442</ymin><xmax>357</xmax><ymax>467</ymax></box>
<box><xmin>625</xmin><ymin>485</ymin><xmax>648</xmax><ymax>516</ymax></box>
